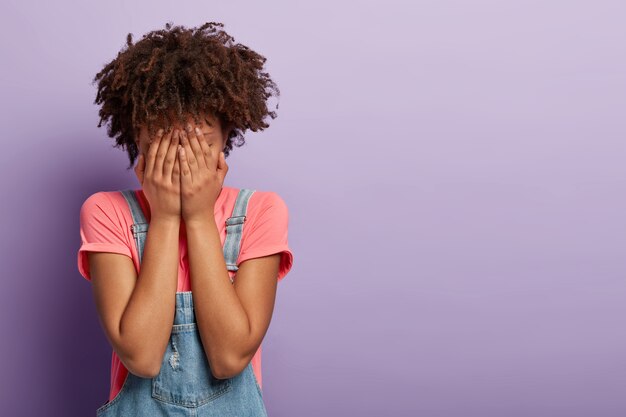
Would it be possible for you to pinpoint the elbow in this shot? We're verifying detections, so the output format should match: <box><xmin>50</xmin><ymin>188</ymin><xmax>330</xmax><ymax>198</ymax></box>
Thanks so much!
<box><xmin>209</xmin><ymin>353</ymin><xmax>248</xmax><ymax>380</ymax></box>
<box><xmin>121</xmin><ymin>352</ymin><xmax>162</xmax><ymax>379</ymax></box>
<box><xmin>128</xmin><ymin>357</ymin><xmax>161</xmax><ymax>379</ymax></box>
<box><xmin>135</xmin><ymin>362</ymin><xmax>162</xmax><ymax>379</ymax></box>
<box><xmin>112</xmin><ymin>328</ymin><xmax>165</xmax><ymax>378</ymax></box>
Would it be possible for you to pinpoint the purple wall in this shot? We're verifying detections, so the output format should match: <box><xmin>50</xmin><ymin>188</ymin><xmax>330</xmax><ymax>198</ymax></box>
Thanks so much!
<box><xmin>1</xmin><ymin>1</ymin><xmax>625</xmax><ymax>416</ymax></box>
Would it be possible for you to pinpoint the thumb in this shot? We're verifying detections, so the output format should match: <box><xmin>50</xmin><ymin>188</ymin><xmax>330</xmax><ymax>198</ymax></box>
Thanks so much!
<box><xmin>135</xmin><ymin>153</ymin><xmax>145</xmax><ymax>184</ymax></box>
<box><xmin>217</xmin><ymin>151</ymin><xmax>228</xmax><ymax>172</ymax></box>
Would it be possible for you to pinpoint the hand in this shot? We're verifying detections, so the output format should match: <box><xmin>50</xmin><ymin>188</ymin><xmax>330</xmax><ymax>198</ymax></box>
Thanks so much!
<box><xmin>177</xmin><ymin>123</ymin><xmax>228</xmax><ymax>223</ymax></box>
<box><xmin>134</xmin><ymin>127</ymin><xmax>182</xmax><ymax>220</ymax></box>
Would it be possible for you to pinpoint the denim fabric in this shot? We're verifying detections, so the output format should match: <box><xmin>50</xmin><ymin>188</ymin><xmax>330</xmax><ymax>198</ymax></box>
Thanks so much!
<box><xmin>94</xmin><ymin>189</ymin><xmax>266</xmax><ymax>417</ymax></box>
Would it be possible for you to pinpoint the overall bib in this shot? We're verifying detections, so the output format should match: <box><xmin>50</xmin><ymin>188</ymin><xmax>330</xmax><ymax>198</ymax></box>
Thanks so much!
<box><xmin>95</xmin><ymin>188</ymin><xmax>268</xmax><ymax>417</ymax></box>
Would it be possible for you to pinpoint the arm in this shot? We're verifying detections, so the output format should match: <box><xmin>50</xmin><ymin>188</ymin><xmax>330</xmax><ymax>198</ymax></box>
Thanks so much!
<box><xmin>86</xmin><ymin>127</ymin><xmax>183</xmax><ymax>378</ymax></box>
<box><xmin>186</xmin><ymin>217</ymin><xmax>280</xmax><ymax>379</ymax></box>
<box><xmin>89</xmin><ymin>215</ymin><xmax>180</xmax><ymax>378</ymax></box>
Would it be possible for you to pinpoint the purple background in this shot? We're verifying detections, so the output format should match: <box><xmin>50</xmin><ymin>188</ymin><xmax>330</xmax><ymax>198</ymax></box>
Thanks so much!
<box><xmin>1</xmin><ymin>1</ymin><xmax>625</xmax><ymax>416</ymax></box>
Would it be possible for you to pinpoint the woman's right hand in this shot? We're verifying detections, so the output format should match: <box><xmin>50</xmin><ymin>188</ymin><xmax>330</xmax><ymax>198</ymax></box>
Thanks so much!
<box><xmin>134</xmin><ymin>128</ymin><xmax>182</xmax><ymax>220</ymax></box>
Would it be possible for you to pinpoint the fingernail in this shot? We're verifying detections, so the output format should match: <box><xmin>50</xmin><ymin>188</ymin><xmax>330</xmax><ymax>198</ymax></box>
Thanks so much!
<box><xmin>186</xmin><ymin>123</ymin><xmax>193</xmax><ymax>132</ymax></box>
<box><xmin>157</xmin><ymin>128</ymin><xmax>164</xmax><ymax>136</ymax></box>
<box><xmin>195</xmin><ymin>127</ymin><xmax>201</xmax><ymax>134</ymax></box>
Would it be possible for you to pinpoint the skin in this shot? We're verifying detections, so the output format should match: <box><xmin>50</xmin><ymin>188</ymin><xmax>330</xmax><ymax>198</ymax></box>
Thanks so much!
<box><xmin>88</xmin><ymin>112</ymin><xmax>281</xmax><ymax>379</ymax></box>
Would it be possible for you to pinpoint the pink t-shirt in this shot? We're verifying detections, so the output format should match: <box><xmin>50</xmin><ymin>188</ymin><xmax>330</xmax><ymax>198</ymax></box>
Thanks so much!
<box><xmin>77</xmin><ymin>186</ymin><xmax>294</xmax><ymax>402</ymax></box>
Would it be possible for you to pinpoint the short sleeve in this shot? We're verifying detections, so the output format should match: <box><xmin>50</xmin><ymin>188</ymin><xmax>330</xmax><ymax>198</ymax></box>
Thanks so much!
<box><xmin>77</xmin><ymin>192</ymin><xmax>133</xmax><ymax>282</ymax></box>
<box><xmin>237</xmin><ymin>191</ymin><xmax>294</xmax><ymax>282</ymax></box>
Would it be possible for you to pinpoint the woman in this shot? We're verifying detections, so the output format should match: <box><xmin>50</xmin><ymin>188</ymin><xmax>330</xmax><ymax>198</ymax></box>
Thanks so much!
<box><xmin>77</xmin><ymin>21</ymin><xmax>294</xmax><ymax>416</ymax></box>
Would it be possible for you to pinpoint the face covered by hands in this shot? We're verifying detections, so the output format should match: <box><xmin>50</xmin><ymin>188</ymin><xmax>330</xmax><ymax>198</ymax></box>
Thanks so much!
<box><xmin>177</xmin><ymin>120</ymin><xmax>229</xmax><ymax>223</ymax></box>
<box><xmin>134</xmin><ymin>113</ymin><xmax>230</xmax><ymax>223</ymax></box>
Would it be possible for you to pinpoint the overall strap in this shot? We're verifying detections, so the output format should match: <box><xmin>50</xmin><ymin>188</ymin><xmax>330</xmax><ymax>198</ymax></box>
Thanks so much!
<box><xmin>119</xmin><ymin>189</ymin><xmax>148</xmax><ymax>225</ymax></box>
<box><xmin>223</xmin><ymin>188</ymin><xmax>256</xmax><ymax>275</ymax></box>
<box><xmin>118</xmin><ymin>188</ymin><xmax>255</xmax><ymax>278</ymax></box>
<box><xmin>119</xmin><ymin>189</ymin><xmax>149</xmax><ymax>264</ymax></box>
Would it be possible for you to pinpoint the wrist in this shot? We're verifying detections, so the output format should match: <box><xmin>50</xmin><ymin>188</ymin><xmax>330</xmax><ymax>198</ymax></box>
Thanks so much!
<box><xmin>184</xmin><ymin>214</ymin><xmax>217</xmax><ymax>229</ymax></box>
<box><xmin>150</xmin><ymin>213</ymin><xmax>181</xmax><ymax>226</ymax></box>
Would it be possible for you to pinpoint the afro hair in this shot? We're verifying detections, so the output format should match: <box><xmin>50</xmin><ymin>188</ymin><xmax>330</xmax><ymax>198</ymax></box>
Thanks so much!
<box><xmin>92</xmin><ymin>21</ymin><xmax>280</xmax><ymax>170</ymax></box>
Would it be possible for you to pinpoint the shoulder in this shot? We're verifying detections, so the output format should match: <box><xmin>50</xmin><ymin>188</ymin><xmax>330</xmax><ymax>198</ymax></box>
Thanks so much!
<box><xmin>79</xmin><ymin>190</ymin><xmax>131</xmax><ymax>220</ymax></box>
<box><xmin>80</xmin><ymin>191</ymin><xmax>111</xmax><ymax>213</ymax></box>
<box><xmin>220</xmin><ymin>187</ymin><xmax>289</xmax><ymax>231</ymax></box>
<box><xmin>247</xmin><ymin>189</ymin><xmax>287</xmax><ymax>208</ymax></box>
<box><xmin>242</xmin><ymin>190</ymin><xmax>290</xmax><ymax>236</ymax></box>
<box><xmin>222</xmin><ymin>186</ymin><xmax>287</xmax><ymax>212</ymax></box>
<box><xmin>234</xmin><ymin>188</ymin><xmax>294</xmax><ymax>280</ymax></box>
<box><xmin>245</xmin><ymin>189</ymin><xmax>289</xmax><ymax>217</ymax></box>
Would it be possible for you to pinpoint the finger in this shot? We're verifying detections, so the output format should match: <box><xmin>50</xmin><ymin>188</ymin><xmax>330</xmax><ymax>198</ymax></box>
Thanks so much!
<box><xmin>145</xmin><ymin>128</ymin><xmax>166</xmax><ymax>179</ymax></box>
<box><xmin>216</xmin><ymin>151</ymin><xmax>226</xmax><ymax>171</ymax></box>
<box><xmin>163</xmin><ymin>129</ymin><xmax>180</xmax><ymax>183</ymax></box>
<box><xmin>194</xmin><ymin>126</ymin><xmax>216</xmax><ymax>170</ymax></box>
<box><xmin>154</xmin><ymin>128</ymin><xmax>174</xmax><ymax>179</ymax></box>
<box><xmin>179</xmin><ymin>129</ymin><xmax>197</xmax><ymax>183</ymax></box>
<box><xmin>185</xmin><ymin>123</ymin><xmax>207</xmax><ymax>169</ymax></box>
<box><xmin>178</xmin><ymin>144</ymin><xmax>193</xmax><ymax>190</ymax></box>
<box><xmin>217</xmin><ymin>151</ymin><xmax>228</xmax><ymax>181</ymax></box>
<box><xmin>172</xmin><ymin>146</ymin><xmax>181</xmax><ymax>186</ymax></box>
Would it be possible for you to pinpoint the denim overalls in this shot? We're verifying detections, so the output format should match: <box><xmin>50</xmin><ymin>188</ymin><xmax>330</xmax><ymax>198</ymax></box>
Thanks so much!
<box><xmin>95</xmin><ymin>188</ymin><xmax>268</xmax><ymax>417</ymax></box>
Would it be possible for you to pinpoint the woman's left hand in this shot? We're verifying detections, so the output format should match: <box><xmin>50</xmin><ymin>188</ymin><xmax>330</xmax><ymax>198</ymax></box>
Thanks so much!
<box><xmin>178</xmin><ymin>123</ymin><xmax>228</xmax><ymax>223</ymax></box>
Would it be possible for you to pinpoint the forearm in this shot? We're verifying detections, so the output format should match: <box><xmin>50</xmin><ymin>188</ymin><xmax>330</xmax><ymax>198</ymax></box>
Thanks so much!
<box><xmin>186</xmin><ymin>217</ymin><xmax>251</xmax><ymax>378</ymax></box>
<box><xmin>119</xmin><ymin>215</ymin><xmax>180</xmax><ymax>376</ymax></box>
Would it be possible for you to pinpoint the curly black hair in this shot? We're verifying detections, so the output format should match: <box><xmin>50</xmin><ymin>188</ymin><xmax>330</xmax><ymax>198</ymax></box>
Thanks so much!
<box><xmin>92</xmin><ymin>21</ymin><xmax>280</xmax><ymax>170</ymax></box>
